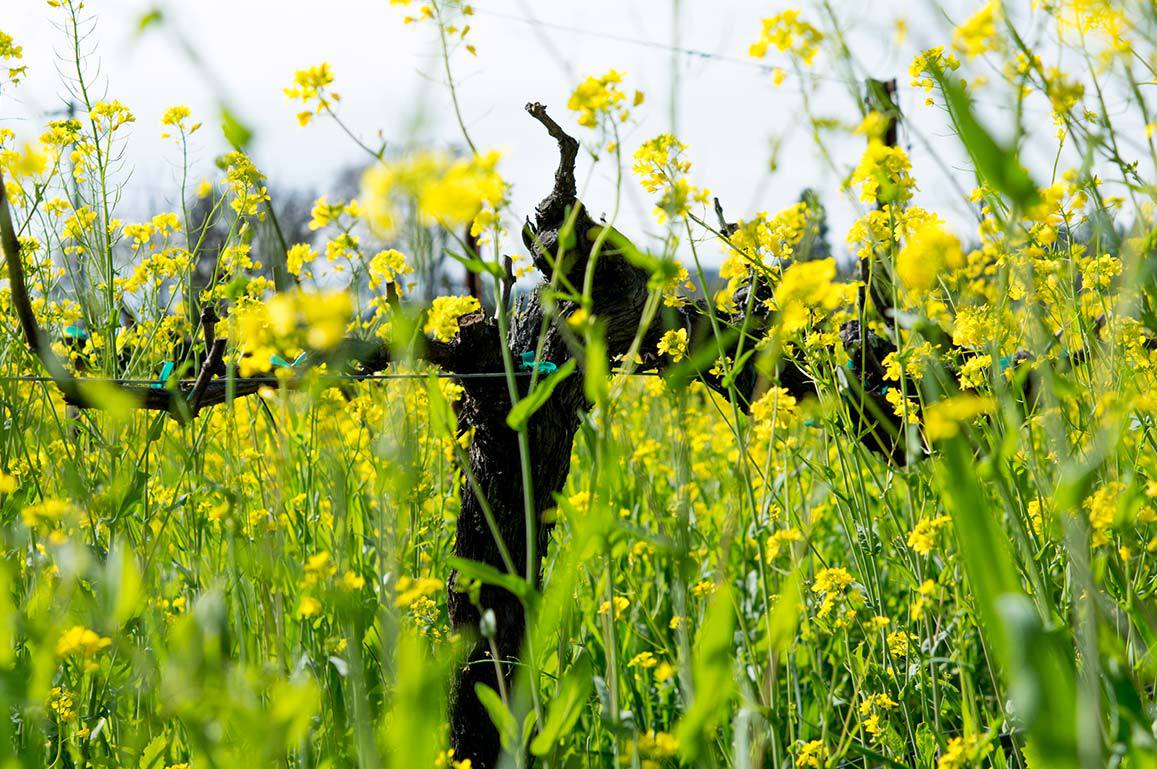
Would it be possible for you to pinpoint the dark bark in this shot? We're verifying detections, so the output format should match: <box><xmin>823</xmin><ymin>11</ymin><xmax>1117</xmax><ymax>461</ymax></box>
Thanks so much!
<box><xmin>447</xmin><ymin>103</ymin><xmax>656</xmax><ymax>767</ymax></box>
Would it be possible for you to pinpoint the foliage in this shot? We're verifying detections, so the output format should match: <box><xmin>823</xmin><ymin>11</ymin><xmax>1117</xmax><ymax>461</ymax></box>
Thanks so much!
<box><xmin>1</xmin><ymin>1</ymin><xmax>1156</xmax><ymax>768</ymax></box>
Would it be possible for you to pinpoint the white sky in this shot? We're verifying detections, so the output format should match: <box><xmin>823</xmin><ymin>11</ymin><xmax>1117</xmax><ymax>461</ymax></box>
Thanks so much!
<box><xmin>2</xmin><ymin>0</ymin><xmax>1145</xmax><ymax>267</ymax></box>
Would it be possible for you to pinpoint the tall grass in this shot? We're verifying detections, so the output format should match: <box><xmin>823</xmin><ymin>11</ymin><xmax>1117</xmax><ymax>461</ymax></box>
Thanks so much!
<box><xmin>1</xmin><ymin>1</ymin><xmax>1156</xmax><ymax>769</ymax></box>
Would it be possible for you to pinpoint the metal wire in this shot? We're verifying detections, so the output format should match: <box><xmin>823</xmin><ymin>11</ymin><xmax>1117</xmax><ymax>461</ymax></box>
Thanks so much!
<box><xmin>0</xmin><ymin>370</ymin><xmax>660</xmax><ymax>386</ymax></box>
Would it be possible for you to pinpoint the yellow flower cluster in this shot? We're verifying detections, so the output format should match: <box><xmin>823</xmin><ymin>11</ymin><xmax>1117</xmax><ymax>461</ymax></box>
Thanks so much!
<box><xmin>284</xmin><ymin>62</ymin><xmax>340</xmax><ymax>127</ymax></box>
<box><xmin>922</xmin><ymin>394</ymin><xmax>994</xmax><ymax>442</ymax></box>
<box><xmin>632</xmin><ymin>134</ymin><xmax>708</xmax><ymax>222</ymax></box>
<box><xmin>394</xmin><ymin>578</ymin><xmax>445</xmax><ymax>630</ymax></box>
<box><xmin>424</xmin><ymin>295</ymin><xmax>481</xmax><ymax>342</ymax></box>
<box><xmin>749</xmin><ymin>10</ymin><xmax>824</xmax><ymax>66</ymax></box>
<box><xmin>656</xmin><ymin>328</ymin><xmax>688</xmax><ymax>362</ymax></box>
<box><xmin>56</xmin><ymin>625</ymin><xmax>112</xmax><ymax>658</ymax></box>
<box><xmin>90</xmin><ymin>100</ymin><xmax>135</xmax><ymax>133</ymax></box>
<box><xmin>936</xmin><ymin>733</ymin><xmax>991</xmax><ymax>769</ymax></box>
<box><xmin>859</xmin><ymin>693</ymin><xmax>898</xmax><ymax>739</ymax></box>
<box><xmin>952</xmin><ymin>1</ymin><xmax>1002</xmax><ymax>59</ymax></box>
<box><xmin>160</xmin><ymin>105</ymin><xmax>200</xmax><ymax>138</ymax></box>
<box><xmin>361</xmin><ymin>150</ymin><xmax>505</xmax><ymax>235</ymax></box>
<box><xmin>719</xmin><ymin>202</ymin><xmax>813</xmax><ymax>306</ymax></box>
<box><xmin>0</xmin><ymin>30</ymin><xmax>26</xmax><ymax>86</ymax></box>
<box><xmin>895</xmin><ymin>220</ymin><xmax>964</xmax><ymax>292</ymax></box>
<box><xmin>221</xmin><ymin>151</ymin><xmax>270</xmax><ymax>219</ymax></box>
<box><xmin>750</xmin><ymin>387</ymin><xmax>798</xmax><ymax>444</ymax></box>
<box><xmin>369</xmin><ymin>248</ymin><xmax>413</xmax><ymax>290</ymax></box>
<box><xmin>567</xmin><ymin>69</ymin><xmax>642</xmax><ymax>129</ymax></box>
<box><xmin>909</xmin><ymin>47</ymin><xmax>961</xmax><ymax>99</ymax></box>
<box><xmin>119</xmin><ymin>247</ymin><xmax>193</xmax><ymax>294</ymax></box>
<box><xmin>1084</xmin><ymin>482</ymin><xmax>1122</xmax><ymax>548</ymax></box>
<box><xmin>231</xmin><ymin>291</ymin><xmax>353</xmax><ymax>376</ymax></box>
<box><xmin>771</xmin><ymin>258</ymin><xmax>849</xmax><ymax>335</ymax></box>
<box><xmin>795</xmin><ymin>739</ymin><xmax>828</xmax><ymax>768</ymax></box>
<box><xmin>906</xmin><ymin>515</ymin><xmax>951</xmax><ymax>555</ymax></box>
<box><xmin>848</xmin><ymin>142</ymin><xmax>916</xmax><ymax>206</ymax></box>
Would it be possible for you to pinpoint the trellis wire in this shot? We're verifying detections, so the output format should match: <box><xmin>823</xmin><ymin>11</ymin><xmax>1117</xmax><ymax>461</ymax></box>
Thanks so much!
<box><xmin>0</xmin><ymin>370</ymin><xmax>661</xmax><ymax>386</ymax></box>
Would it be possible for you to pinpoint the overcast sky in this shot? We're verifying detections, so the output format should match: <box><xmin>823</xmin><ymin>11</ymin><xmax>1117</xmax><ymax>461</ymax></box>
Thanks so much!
<box><xmin>3</xmin><ymin>0</ymin><xmax>1143</xmax><ymax>267</ymax></box>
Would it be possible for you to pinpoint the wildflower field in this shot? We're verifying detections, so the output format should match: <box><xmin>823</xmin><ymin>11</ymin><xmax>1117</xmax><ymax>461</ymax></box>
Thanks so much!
<box><xmin>1</xmin><ymin>1</ymin><xmax>1157</xmax><ymax>768</ymax></box>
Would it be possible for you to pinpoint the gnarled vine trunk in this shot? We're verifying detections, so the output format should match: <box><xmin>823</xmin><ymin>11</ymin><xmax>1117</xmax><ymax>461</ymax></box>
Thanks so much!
<box><xmin>446</xmin><ymin>103</ymin><xmax>657</xmax><ymax>768</ymax></box>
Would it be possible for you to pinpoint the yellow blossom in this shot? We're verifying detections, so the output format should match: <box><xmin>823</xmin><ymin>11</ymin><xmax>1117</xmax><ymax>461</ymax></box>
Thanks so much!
<box><xmin>657</xmin><ymin>328</ymin><xmax>688</xmax><ymax>362</ymax></box>
<box><xmin>424</xmin><ymin>296</ymin><xmax>481</xmax><ymax>342</ymax></box>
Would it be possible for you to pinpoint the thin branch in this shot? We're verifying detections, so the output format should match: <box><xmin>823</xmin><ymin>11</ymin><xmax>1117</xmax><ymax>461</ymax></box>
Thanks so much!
<box><xmin>525</xmin><ymin>102</ymin><xmax>578</xmax><ymax>205</ymax></box>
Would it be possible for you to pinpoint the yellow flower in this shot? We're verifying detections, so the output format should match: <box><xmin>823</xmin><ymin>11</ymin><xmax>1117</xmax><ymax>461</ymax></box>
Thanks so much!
<box><xmin>160</xmin><ymin>105</ymin><xmax>199</xmax><ymax>137</ymax></box>
<box><xmin>849</xmin><ymin>141</ymin><xmax>916</xmax><ymax>206</ymax></box>
<box><xmin>56</xmin><ymin>626</ymin><xmax>112</xmax><ymax>657</ymax></box>
<box><xmin>636</xmin><ymin>730</ymin><xmax>679</xmax><ymax>759</ymax></box>
<box><xmin>22</xmin><ymin>499</ymin><xmax>75</xmax><ymax>530</ymax></box>
<box><xmin>2</xmin><ymin>141</ymin><xmax>49</xmax><ymax>180</ymax></box>
<box><xmin>369</xmin><ymin>249</ymin><xmax>412</xmax><ymax>290</ymax></box>
<box><xmin>952</xmin><ymin>1</ymin><xmax>1002</xmax><ymax>59</ymax></box>
<box><xmin>296</xmin><ymin>596</ymin><xmax>322</xmax><ymax>618</ymax></box>
<box><xmin>361</xmin><ymin>150</ymin><xmax>505</xmax><ymax>235</ymax></box>
<box><xmin>812</xmin><ymin>566</ymin><xmax>854</xmax><ymax>595</ymax></box>
<box><xmin>812</xmin><ymin>567</ymin><xmax>854</xmax><ymax>620</ymax></box>
<box><xmin>567</xmin><ymin>69</ymin><xmax>633</xmax><ymax>128</ymax></box>
<box><xmin>424</xmin><ymin>296</ymin><xmax>481</xmax><ymax>342</ymax></box>
<box><xmin>795</xmin><ymin>739</ymin><xmax>828</xmax><ymax>768</ymax></box>
<box><xmin>956</xmin><ymin>354</ymin><xmax>991</xmax><ymax>390</ymax></box>
<box><xmin>284</xmin><ymin>62</ymin><xmax>339</xmax><ymax>125</ymax></box>
<box><xmin>1084</xmin><ymin>482</ymin><xmax>1122</xmax><ymax>548</ymax></box>
<box><xmin>0</xmin><ymin>472</ymin><xmax>16</xmax><ymax>494</ymax></box>
<box><xmin>772</xmin><ymin>258</ymin><xmax>846</xmax><ymax>335</ymax></box>
<box><xmin>628</xmin><ymin>651</ymin><xmax>658</xmax><ymax>668</ymax></box>
<box><xmin>922</xmin><ymin>394</ymin><xmax>995</xmax><ymax>441</ymax></box>
<box><xmin>598</xmin><ymin>596</ymin><xmax>629</xmax><ymax>619</ymax></box>
<box><xmin>886</xmin><ymin>629</ymin><xmax>914</xmax><ymax>656</ymax></box>
<box><xmin>906</xmin><ymin>515</ymin><xmax>951</xmax><ymax>555</ymax></box>
<box><xmin>0</xmin><ymin>30</ymin><xmax>25</xmax><ymax>84</ymax></box>
<box><xmin>750</xmin><ymin>10</ymin><xmax>824</xmax><ymax>66</ymax></box>
<box><xmin>895</xmin><ymin>221</ymin><xmax>963</xmax><ymax>292</ymax></box>
<box><xmin>656</xmin><ymin>328</ymin><xmax>688</xmax><ymax>362</ymax></box>
<box><xmin>90</xmin><ymin>100</ymin><xmax>135</xmax><ymax>132</ymax></box>
<box><xmin>750</xmin><ymin>387</ymin><xmax>799</xmax><ymax>443</ymax></box>
<box><xmin>766</xmin><ymin>528</ymin><xmax>803</xmax><ymax>561</ymax></box>
<box><xmin>910</xmin><ymin>47</ymin><xmax>960</xmax><ymax>93</ymax></box>
<box><xmin>286</xmin><ymin>243</ymin><xmax>317</xmax><ymax>277</ymax></box>
<box><xmin>936</xmin><ymin>734</ymin><xmax>991</xmax><ymax>769</ymax></box>
<box><xmin>395</xmin><ymin>575</ymin><xmax>444</xmax><ymax>608</ymax></box>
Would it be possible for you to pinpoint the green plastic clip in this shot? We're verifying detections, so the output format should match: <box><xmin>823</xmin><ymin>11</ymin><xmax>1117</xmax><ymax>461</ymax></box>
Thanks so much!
<box><xmin>519</xmin><ymin>351</ymin><xmax>558</xmax><ymax>375</ymax></box>
<box><xmin>271</xmin><ymin>352</ymin><xmax>307</xmax><ymax>369</ymax></box>
<box><xmin>152</xmin><ymin>360</ymin><xmax>175</xmax><ymax>389</ymax></box>
<box><xmin>63</xmin><ymin>324</ymin><xmax>88</xmax><ymax>342</ymax></box>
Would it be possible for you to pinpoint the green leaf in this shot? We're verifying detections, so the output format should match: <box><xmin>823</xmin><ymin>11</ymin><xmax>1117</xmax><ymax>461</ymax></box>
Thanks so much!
<box><xmin>447</xmin><ymin>249</ymin><xmax>504</xmax><ymax>278</ymax></box>
<box><xmin>934</xmin><ymin>70</ymin><xmax>1039</xmax><ymax>210</ymax></box>
<box><xmin>506</xmin><ymin>358</ymin><xmax>576</xmax><ymax>430</ymax></box>
<box><xmin>138</xmin><ymin>733</ymin><xmax>167</xmax><ymax>769</ymax></box>
<box><xmin>938</xmin><ymin>439</ymin><xmax>1079</xmax><ymax>769</ymax></box>
<box><xmin>676</xmin><ymin>584</ymin><xmax>736</xmax><ymax>760</ymax></box>
<box><xmin>583</xmin><ymin>327</ymin><xmax>609</xmax><ymax>406</ymax></box>
<box><xmin>530</xmin><ymin>651</ymin><xmax>594</xmax><ymax>755</ymax></box>
<box><xmin>135</xmin><ymin>8</ymin><xmax>163</xmax><ymax>36</ymax></box>
<box><xmin>474</xmin><ymin>683</ymin><xmax>518</xmax><ymax>749</ymax></box>
<box><xmin>766</xmin><ymin>568</ymin><xmax>802</xmax><ymax>657</ymax></box>
<box><xmin>447</xmin><ymin>556</ymin><xmax>533</xmax><ymax>602</ymax></box>
<box><xmin>221</xmin><ymin>105</ymin><xmax>254</xmax><ymax>151</ymax></box>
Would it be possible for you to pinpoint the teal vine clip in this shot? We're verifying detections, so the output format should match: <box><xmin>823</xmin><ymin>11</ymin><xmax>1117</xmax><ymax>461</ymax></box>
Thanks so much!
<box><xmin>151</xmin><ymin>360</ymin><xmax>175</xmax><ymax>389</ymax></box>
<box><xmin>519</xmin><ymin>350</ymin><xmax>558</xmax><ymax>375</ymax></box>
<box><xmin>271</xmin><ymin>351</ymin><xmax>307</xmax><ymax>369</ymax></box>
